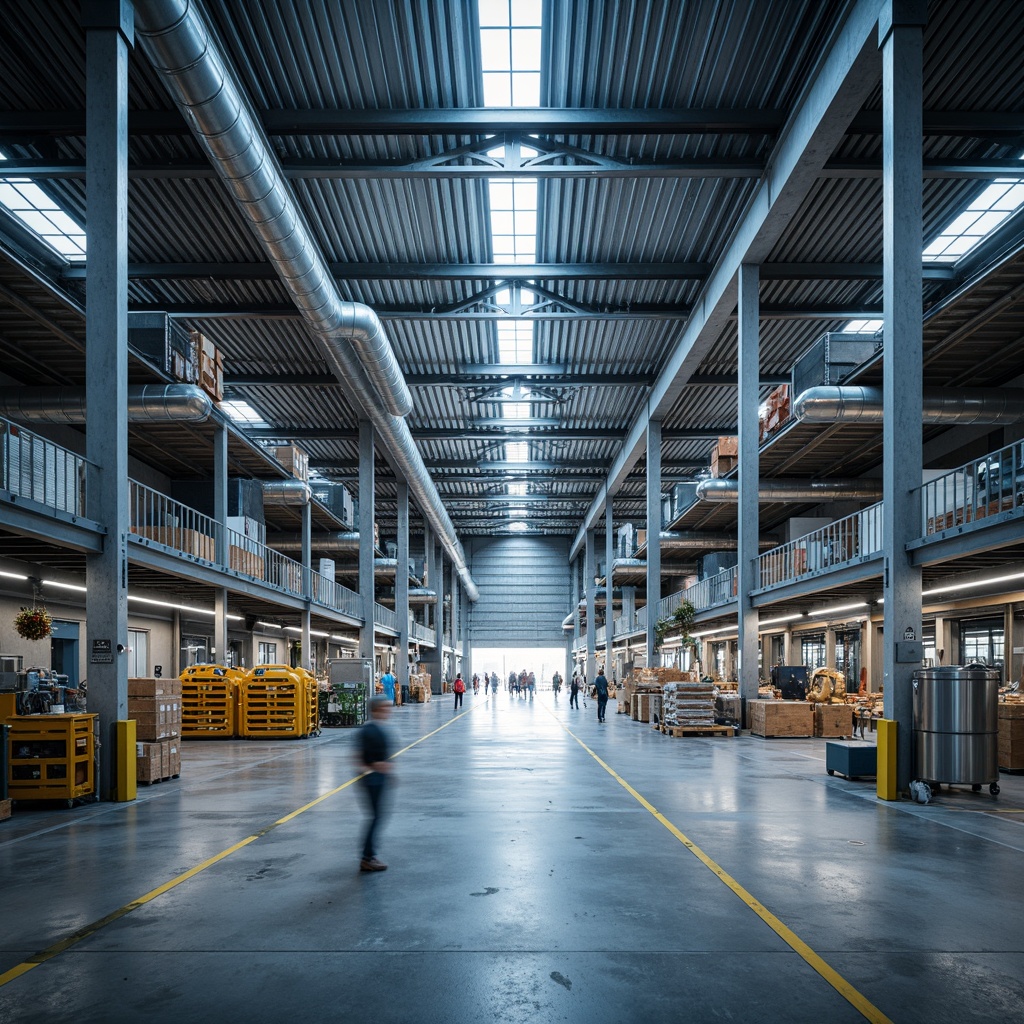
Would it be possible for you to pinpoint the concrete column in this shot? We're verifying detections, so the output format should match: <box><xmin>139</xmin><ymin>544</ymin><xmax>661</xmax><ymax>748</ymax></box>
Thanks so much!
<box><xmin>213</xmin><ymin>588</ymin><xmax>227</xmax><ymax>667</ymax></box>
<box><xmin>826</xmin><ymin>627</ymin><xmax>838</xmax><ymax>670</ymax></box>
<box><xmin>1003</xmin><ymin>604</ymin><xmax>1014</xmax><ymax>685</ymax></box>
<box><xmin>83</xmin><ymin>0</ymin><xmax>133</xmax><ymax>801</ymax></box>
<box><xmin>213</xmin><ymin>424</ymin><xmax>228</xmax><ymax>566</ymax></box>
<box><xmin>171</xmin><ymin>608</ymin><xmax>181</xmax><ymax>678</ymax></box>
<box><xmin>605</xmin><ymin>491</ymin><xmax>614</xmax><ymax>674</ymax></box>
<box><xmin>622</xmin><ymin>586</ymin><xmax>636</xmax><ymax>627</ymax></box>
<box><xmin>358</xmin><ymin>419</ymin><xmax>375</xmax><ymax>661</ymax></box>
<box><xmin>585</xmin><ymin>529</ymin><xmax>596</xmax><ymax>683</ymax></box>
<box><xmin>301</xmin><ymin>499</ymin><xmax>311</xmax><ymax>671</ymax></box>
<box><xmin>396</xmin><ymin>481</ymin><xmax>410</xmax><ymax>699</ymax></box>
<box><xmin>737</xmin><ymin>263</ymin><xmax>761</xmax><ymax>707</ymax></box>
<box><xmin>461</xmin><ymin>587</ymin><xmax>471</xmax><ymax>684</ymax></box>
<box><xmin>646</xmin><ymin>419</ymin><xmax>662</xmax><ymax>663</ymax></box>
<box><xmin>880</xmin><ymin>1</ymin><xmax>926</xmax><ymax>793</ymax></box>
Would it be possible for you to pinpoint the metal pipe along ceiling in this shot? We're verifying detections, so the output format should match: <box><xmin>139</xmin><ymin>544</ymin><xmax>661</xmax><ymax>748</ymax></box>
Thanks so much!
<box><xmin>268</xmin><ymin>533</ymin><xmax>360</xmax><ymax>553</ymax></box>
<box><xmin>0</xmin><ymin>385</ymin><xmax>212</xmax><ymax>424</ymax></box>
<box><xmin>134</xmin><ymin>0</ymin><xmax>479</xmax><ymax>602</ymax></box>
<box><xmin>794</xmin><ymin>386</ymin><xmax>1024</xmax><ymax>425</ymax></box>
<box><xmin>695</xmin><ymin>478</ymin><xmax>883</xmax><ymax>502</ymax></box>
<box><xmin>659</xmin><ymin>532</ymin><xmax>777</xmax><ymax>551</ymax></box>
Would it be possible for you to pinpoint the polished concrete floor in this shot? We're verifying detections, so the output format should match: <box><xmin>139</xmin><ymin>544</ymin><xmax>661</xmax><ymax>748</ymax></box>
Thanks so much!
<box><xmin>1</xmin><ymin>692</ymin><xmax>1023</xmax><ymax>1023</ymax></box>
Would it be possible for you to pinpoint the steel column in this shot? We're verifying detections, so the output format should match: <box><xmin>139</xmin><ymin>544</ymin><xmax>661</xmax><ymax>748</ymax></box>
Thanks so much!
<box><xmin>738</xmin><ymin>264</ymin><xmax>761</xmax><ymax>707</ymax></box>
<box><xmin>213</xmin><ymin>588</ymin><xmax>227</xmax><ymax>667</ymax></box>
<box><xmin>880</xmin><ymin>1</ymin><xmax>926</xmax><ymax>794</ymax></box>
<box><xmin>585</xmin><ymin>530</ymin><xmax>596</xmax><ymax>684</ymax></box>
<box><xmin>605</xmin><ymin>491</ymin><xmax>614</xmax><ymax>675</ymax></box>
<box><xmin>396</xmin><ymin>480</ymin><xmax>410</xmax><ymax>699</ymax></box>
<box><xmin>213</xmin><ymin>424</ymin><xmax>227</xmax><ymax>565</ymax></box>
<box><xmin>83</xmin><ymin>0</ymin><xmax>133</xmax><ymax>801</ymax></box>
<box><xmin>358</xmin><ymin>419</ymin><xmax>375</xmax><ymax>660</ymax></box>
<box><xmin>301</xmin><ymin>500</ymin><xmax>311</xmax><ymax>671</ymax></box>
<box><xmin>646</xmin><ymin>419</ymin><xmax>662</xmax><ymax>664</ymax></box>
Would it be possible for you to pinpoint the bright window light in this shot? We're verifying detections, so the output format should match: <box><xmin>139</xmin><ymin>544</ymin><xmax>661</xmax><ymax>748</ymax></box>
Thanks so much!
<box><xmin>0</xmin><ymin>155</ymin><xmax>86</xmax><ymax>261</ymax></box>
<box><xmin>509</xmin><ymin>520</ymin><xmax>530</xmax><ymax>532</ymax></box>
<box><xmin>479</xmin><ymin>0</ymin><xmax>542</xmax><ymax>108</ymax></box>
<box><xmin>923</xmin><ymin>177</ymin><xmax>1024</xmax><ymax>263</ymax></box>
<box><xmin>220</xmin><ymin>399</ymin><xmax>269</xmax><ymax>428</ymax></box>
<box><xmin>509</xmin><ymin>508</ymin><xmax>527</xmax><ymax>517</ymax></box>
<box><xmin>508</xmin><ymin>482</ymin><xmax>528</xmax><ymax>495</ymax></box>
<box><xmin>843</xmin><ymin>319</ymin><xmax>883</xmax><ymax>334</ymax></box>
<box><xmin>505</xmin><ymin>441</ymin><xmax>529</xmax><ymax>462</ymax></box>
<box><xmin>504</xmin><ymin>401</ymin><xmax>531</xmax><ymax>419</ymax></box>
<box><xmin>496</xmin><ymin>320</ymin><xmax>533</xmax><ymax>363</ymax></box>
<box><xmin>489</xmin><ymin>178</ymin><xmax>538</xmax><ymax>265</ymax></box>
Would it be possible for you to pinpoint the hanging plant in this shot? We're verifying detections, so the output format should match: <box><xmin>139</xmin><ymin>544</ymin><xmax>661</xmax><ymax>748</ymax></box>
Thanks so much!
<box><xmin>14</xmin><ymin>605</ymin><xmax>53</xmax><ymax>641</ymax></box>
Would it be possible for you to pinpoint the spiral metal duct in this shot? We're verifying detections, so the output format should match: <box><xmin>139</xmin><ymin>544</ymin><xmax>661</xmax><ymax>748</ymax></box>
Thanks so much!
<box><xmin>268</xmin><ymin>532</ymin><xmax>360</xmax><ymax>553</ymax></box>
<box><xmin>794</xmin><ymin>386</ymin><xmax>1024</xmax><ymax>425</ymax></box>
<box><xmin>696</xmin><ymin>478</ymin><xmax>883</xmax><ymax>502</ymax></box>
<box><xmin>134</xmin><ymin>0</ymin><xmax>479</xmax><ymax>602</ymax></box>
<box><xmin>0</xmin><ymin>384</ymin><xmax>212</xmax><ymax>424</ymax></box>
<box><xmin>659</xmin><ymin>531</ymin><xmax>777</xmax><ymax>551</ymax></box>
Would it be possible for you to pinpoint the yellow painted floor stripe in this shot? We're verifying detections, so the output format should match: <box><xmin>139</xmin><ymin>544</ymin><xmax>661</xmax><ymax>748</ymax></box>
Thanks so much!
<box><xmin>0</xmin><ymin>700</ymin><xmax>482</xmax><ymax>990</ymax></box>
<box><xmin>547</xmin><ymin>706</ymin><xmax>893</xmax><ymax>1024</ymax></box>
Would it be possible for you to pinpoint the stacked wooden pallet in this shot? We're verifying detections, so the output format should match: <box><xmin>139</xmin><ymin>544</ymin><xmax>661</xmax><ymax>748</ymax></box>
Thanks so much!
<box><xmin>662</xmin><ymin>680</ymin><xmax>715</xmax><ymax>729</ymax></box>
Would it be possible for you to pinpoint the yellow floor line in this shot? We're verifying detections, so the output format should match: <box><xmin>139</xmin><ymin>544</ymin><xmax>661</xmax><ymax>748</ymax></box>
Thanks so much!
<box><xmin>0</xmin><ymin>700</ymin><xmax>482</xmax><ymax>990</ymax></box>
<box><xmin>547</xmin><ymin>705</ymin><xmax>893</xmax><ymax>1024</ymax></box>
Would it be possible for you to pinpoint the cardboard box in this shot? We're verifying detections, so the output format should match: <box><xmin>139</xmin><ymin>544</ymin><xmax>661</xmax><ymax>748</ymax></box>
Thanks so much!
<box><xmin>129</xmin><ymin>677</ymin><xmax>182</xmax><ymax>698</ymax></box>
<box><xmin>273</xmin><ymin>445</ymin><xmax>309</xmax><ymax>482</ymax></box>
<box><xmin>129</xmin><ymin>697</ymin><xmax>182</xmax><ymax>741</ymax></box>
<box><xmin>163</xmin><ymin>740</ymin><xmax>181</xmax><ymax>777</ymax></box>
<box><xmin>134</xmin><ymin>526</ymin><xmax>216</xmax><ymax>561</ymax></box>
<box><xmin>0</xmin><ymin>798</ymin><xmax>11</xmax><ymax>822</ymax></box>
<box><xmin>748</xmin><ymin>700</ymin><xmax>813</xmax><ymax>738</ymax></box>
<box><xmin>998</xmin><ymin>706</ymin><xmax>1024</xmax><ymax>769</ymax></box>
<box><xmin>814</xmin><ymin>704</ymin><xmax>854</xmax><ymax>738</ymax></box>
<box><xmin>136</xmin><ymin>741</ymin><xmax>164</xmax><ymax>783</ymax></box>
<box><xmin>229</xmin><ymin>545</ymin><xmax>266</xmax><ymax>579</ymax></box>
<box><xmin>715</xmin><ymin>435</ymin><xmax>738</xmax><ymax>457</ymax></box>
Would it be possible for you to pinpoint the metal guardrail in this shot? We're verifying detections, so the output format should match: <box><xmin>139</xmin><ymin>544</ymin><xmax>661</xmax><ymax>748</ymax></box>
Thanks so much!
<box><xmin>129</xmin><ymin>480</ymin><xmax>362</xmax><ymax>620</ymax></box>
<box><xmin>595</xmin><ymin>625</ymin><xmax>606</xmax><ymax>645</ymax></box>
<box><xmin>1</xmin><ymin>415</ymin><xmax>89</xmax><ymax>516</ymax></box>
<box><xmin>375</xmin><ymin>603</ymin><xmax>399</xmax><ymax>632</ymax></box>
<box><xmin>919</xmin><ymin>440</ymin><xmax>1024</xmax><ymax>538</ymax></box>
<box><xmin>410</xmin><ymin>620</ymin><xmax>435</xmax><ymax>645</ymax></box>
<box><xmin>758</xmin><ymin>503</ymin><xmax>882</xmax><ymax>589</ymax></box>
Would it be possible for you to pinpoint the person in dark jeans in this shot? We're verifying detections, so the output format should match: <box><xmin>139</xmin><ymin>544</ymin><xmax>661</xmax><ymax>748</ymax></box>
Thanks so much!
<box><xmin>594</xmin><ymin>669</ymin><xmax>609</xmax><ymax>723</ymax></box>
<box><xmin>569</xmin><ymin>673</ymin><xmax>580</xmax><ymax>709</ymax></box>
<box><xmin>357</xmin><ymin>697</ymin><xmax>393</xmax><ymax>872</ymax></box>
<box><xmin>454</xmin><ymin>673</ymin><xmax>465</xmax><ymax>710</ymax></box>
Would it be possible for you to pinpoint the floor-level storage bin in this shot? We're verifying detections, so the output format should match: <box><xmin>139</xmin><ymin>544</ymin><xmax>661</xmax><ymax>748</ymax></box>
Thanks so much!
<box><xmin>6</xmin><ymin>714</ymin><xmax>97</xmax><ymax>803</ymax></box>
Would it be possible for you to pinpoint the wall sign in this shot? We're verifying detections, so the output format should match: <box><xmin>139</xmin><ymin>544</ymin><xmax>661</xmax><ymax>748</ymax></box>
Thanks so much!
<box><xmin>91</xmin><ymin>638</ymin><xmax>113</xmax><ymax>664</ymax></box>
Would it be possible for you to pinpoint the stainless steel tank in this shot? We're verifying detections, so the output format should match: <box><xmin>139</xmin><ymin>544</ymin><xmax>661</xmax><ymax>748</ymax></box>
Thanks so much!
<box><xmin>912</xmin><ymin>664</ymin><xmax>999</xmax><ymax>786</ymax></box>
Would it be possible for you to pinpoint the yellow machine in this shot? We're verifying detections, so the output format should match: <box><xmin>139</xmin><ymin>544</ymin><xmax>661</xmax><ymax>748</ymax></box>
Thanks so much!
<box><xmin>180</xmin><ymin>664</ymin><xmax>243</xmax><ymax>738</ymax></box>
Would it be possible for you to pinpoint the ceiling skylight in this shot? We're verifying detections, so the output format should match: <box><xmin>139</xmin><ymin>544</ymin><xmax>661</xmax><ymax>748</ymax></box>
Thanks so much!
<box><xmin>508</xmin><ymin>520</ymin><xmax>530</xmax><ymax>532</ymax></box>
<box><xmin>478</xmin><ymin>0</ymin><xmax>541</xmax><ymax>107</ymax></box>
<box><xmin>508</xmin><ymin>482</ymin><xmax>528</xmax><ymax>496</ymax></box>
<box><xmin>923</xmin><ymin>177</ymin><xmax>1024</xmax><ymax>263</ymax></box>
<box><xmin>843</xmin><ymin>319</ymin><xmax>883</xmax><ymax>334</ymax></box>
<box><xmin>220</xmin><ymin>399</ymin><xmax>269</xmax><ymax>428</ymax></box>
<box><xmin>505</xmin><ymin>441</ymin><xmax>529</xmax><ymax>462</ymax></box>
<box><xmin>489</xmin><ymin>179</ymin><xmax>538</xmax><ymax>264</ymax></box>
<box><xmin>0</xmin><ymin>155</ymin><xmax>86</xmax><ymax>261</ymax></box>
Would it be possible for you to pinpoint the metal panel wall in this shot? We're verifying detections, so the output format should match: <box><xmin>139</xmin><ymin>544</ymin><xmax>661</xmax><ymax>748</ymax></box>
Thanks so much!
<box><xmin>467</xmin><ymin>537</ymin><xmax>571</xmax><ymax>645</ymax></box>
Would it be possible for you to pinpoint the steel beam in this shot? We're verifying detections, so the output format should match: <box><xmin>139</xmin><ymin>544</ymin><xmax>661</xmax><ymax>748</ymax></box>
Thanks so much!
<box><xmin>570</xmin><ymin>0</ymin><xmax>885</xmax><ymax>562</ymax></box>
<box><xmin>605</xmin><ymin>491</ymin><xmax>614</xmax><ymax>677</ymax></box>
<box><xmin>358</xmin><ymin>420</ymin><xmax>375</xmax><ymax>660</ymax></box>
<box><xmin>0</xmin><ymin>496</ymin><xmax>106</xmax><ymax>552</ymax></box>
<box><xmin>396</xmin><ymin>479</ymin><xmax>410</xmax><ymax>698</ymax></box>
<box><xmin>70</xmin><ymin>261</ymin><xmax>951</xmax><ymax>281</ymax></box>
<box><xmin>646</xmin><ymin>419</ymin><xmax>662</xmax><ymax>664</ymax></box>
<box><xmin>880</xmin><ymin>1</ymin><xmax>926</xmax><ymax>795</ymax></box>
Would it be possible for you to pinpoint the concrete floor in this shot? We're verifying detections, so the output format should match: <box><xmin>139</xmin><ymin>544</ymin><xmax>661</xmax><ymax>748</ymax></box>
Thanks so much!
<box><xmin>1</xmin><ymin>693</ymin><xmax>1023</xmax><ymax>1024</ymax></box>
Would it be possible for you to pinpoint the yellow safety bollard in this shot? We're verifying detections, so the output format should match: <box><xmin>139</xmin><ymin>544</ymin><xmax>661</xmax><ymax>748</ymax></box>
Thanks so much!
<box><xmin>115</xmin><ymin>719</ymin><xmax>137</xmax><ymax>802</ymax></box>
<box><xmin>876</xmin><ymin>719</ymin><xmax>898</xmax><ymax>801</ymax></box>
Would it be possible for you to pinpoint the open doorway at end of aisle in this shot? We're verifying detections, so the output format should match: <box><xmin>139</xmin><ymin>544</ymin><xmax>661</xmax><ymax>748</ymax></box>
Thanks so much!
<box><xmin>473</xmin><ymin>647</ymin><xmax>567</xmax><ymax>692</ymax></box>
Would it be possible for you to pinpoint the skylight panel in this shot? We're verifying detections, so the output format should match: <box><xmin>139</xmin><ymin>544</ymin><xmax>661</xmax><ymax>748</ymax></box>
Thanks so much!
<box><xmin>843</xmin><ymin>319</ymin><xmax>883</xmax><ymax>334</ymax></box>
<box><xmin>0</xmin><ymin>157</ymin><xmax>86</xmax><ymax>262</ymax></box>
<box><xmin>505</xmin><ymin>441</ymin><xmax>529</xmax><ymax>462</ymax></box>
<box><xmin>504</xmin><ymin>402</ymin><xmax>531</xmax><ymax>419</ymax></box>
<box><xmin>922</xmin><ymin>173</ymin><xmax>1024</xmax><ymax>263</ymax></box>
<box><xmin>479</xmin><ymin>0</ymin><xmax>542</xmax><ymax>109</ymax></box>
<box><xmin>507</xmin><ymin>482</ymin><xmax>528</xmax><ymax>495</ymax></box>
<box><xmin>496</xmin><ymin>321</ymin><xmax>533</xmax><ymax>363</ymax></box>
<box><xmin>220</xmin><ymin>400</ymin><xmax>269</xmax><ymax>428</ymax></box>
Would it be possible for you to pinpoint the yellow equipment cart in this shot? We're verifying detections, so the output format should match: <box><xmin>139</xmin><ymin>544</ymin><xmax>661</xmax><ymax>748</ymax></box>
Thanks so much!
<box><xmin>6</xmin><ymin>713</ymin><xmax>97</xmax><ymax>806</ymax></box>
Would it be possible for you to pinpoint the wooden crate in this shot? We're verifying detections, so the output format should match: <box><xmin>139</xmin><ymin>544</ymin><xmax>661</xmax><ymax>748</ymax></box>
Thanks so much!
<box><xmin>814</xmin><ymin>704</ymin><xmax>854</xmax><ymax>738</ymax></box>
<box><xmin>748</xmin><ymin>700</ymin><xmax>813</xmax><ymax>738</ymax></box>
<box><xmin>229</xmin><ymin>545</ymin><xmax>265</xmax><ymax>579</ymax></box>
<box><xmin>998</xmin><ymin>704</ymin><xmax>1024</xmax><ymax>769</ymax></box>
<box><xmin>0</xmin><ymin>798</ymin><xmax>11</xmax><ymax>822</ymax></box>
<box><xmin>135</xmin><ymin>526</ymin><xmax>215</xmax><ymax>561</ymax></box>
<box><xmin>274</xmin><ymin>444</ymin><xmax>309</xmax><ymax>481</ymax></box>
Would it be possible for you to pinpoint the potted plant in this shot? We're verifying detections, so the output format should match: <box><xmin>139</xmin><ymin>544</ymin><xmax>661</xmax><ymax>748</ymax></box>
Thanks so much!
<box><xmin>14</xmin><ymin>606</ymin><xmax>53</xmax><ymax>641</ymax></box>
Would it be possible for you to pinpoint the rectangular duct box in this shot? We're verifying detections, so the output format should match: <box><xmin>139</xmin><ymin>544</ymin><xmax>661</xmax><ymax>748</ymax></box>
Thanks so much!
<box><xmin>128</xmin><ymin>312</ymin><xmax>197</xmax><ymax>381</ymax></box>
<box><xmin>672</xmin><ymin>483</ymin><xmax>698</xmax><ymax>518</ymax></box>
<box><xmin>171</xmin><ymin>479</ymin><xmax>265</xmax><ymax>523</ymax></box>
<box><xmin>791</xmin><ymin>332</ymin><xmax>881</xmax><ymax>399</ymax></box>
<box><xmin>310</xmin><ymin>481</ymin><xmax>354</xmax><ymax>526</ymax></box>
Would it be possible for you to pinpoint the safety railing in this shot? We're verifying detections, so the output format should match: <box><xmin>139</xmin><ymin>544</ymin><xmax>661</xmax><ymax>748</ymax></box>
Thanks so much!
<box><xmin>1</xmin><ymin>415</ymin><xmax>89</xmax><ymax>517</ymax></box>
<box><xmin>595</xmin><ymin>625</ymin><xmax>606</xmax><ymax>645</ymax></box>
<box><xmin>129</xmin><ymin>480</ymin><xmax>362</xmax><ymax>620</ymax></box>
<box><xmin>686</xmin><ymin>565</ymin><xmax>739</xmax><ymax>610</ymax></box>
<box><xmin>410</xmin><ymin>620</ymin><xmax>435</xmax><ymax>646</ymax></box>
<box><xmin>375</xmin><ymin>603</ymin><xmax>399</xmax><ymax>632</ymax></box>
<box><xmin>758</xmin><ymin>503</ymin><xmax>883</xmax><ymax>589</ymax></box>
<box><xmin>129</xmin><ymin>480</ymin><xmax>218</xmax><ymax>558</ymax></box>
<box><xmin>919</xmin><ymin>441</ymin><xmax>1024</xmax><ymax>538</ymax></box>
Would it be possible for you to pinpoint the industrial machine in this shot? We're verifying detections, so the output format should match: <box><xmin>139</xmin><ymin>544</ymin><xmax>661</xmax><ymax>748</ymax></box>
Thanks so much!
<box><xmin>326</xmin><ymin>658</ymin><xmax>371</xmax><ymax>727</ymax></box>
<box><xmin>0</xmin><ymin>659</ymin><xmax>81</xmax><ymax>717</ymax></box>
<box><xmin>771</xmin><ymin>665</ymin><xmax>809</xmax><ymax>701</ymax></box>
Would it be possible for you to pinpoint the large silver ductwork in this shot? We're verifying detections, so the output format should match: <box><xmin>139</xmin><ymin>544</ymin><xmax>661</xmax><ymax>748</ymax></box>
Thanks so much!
<box><xmin>407</xmin><ymin>588</ymin><xmax>438</xmax><ymax>606</ymax></box>
<box><xmin>268</xmin><ymin>532</ymin><xmax>360</xmax><ymax>553</ymax></box>
<box><xmin>659</xmin><ymin>532</ymin><xmax>777</xmax><ymax>551</ymax></box>
<box><xmin>794</xmin><ymin>386</ymin><xmax>1024</xmax><ymax>425</ymax></box>
<box><xmin>134</xmin><ymin>0</ymin><xmax>479</xmax><ymax>603</ymax></box>
<box><xmin>0</xmin><ymin>384</ymin><xmax>212</xmax><ymax>424</ymax></box>
<box><xmin>261</xmin><ymin>480</ymin><xmax>311</xmax><ymax>505</ymax></box>
<box><xmin>696</xmin><ymin>478</ymin><xmax>883</xmax><ymax>502</ymax></box>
